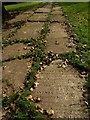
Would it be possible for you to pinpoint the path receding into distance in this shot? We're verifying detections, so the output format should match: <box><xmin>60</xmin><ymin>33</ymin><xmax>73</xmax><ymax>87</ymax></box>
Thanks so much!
<box><xmin>2</xmin><ymin>3</ymin><xmax>89</xmax><ymax>119</ymax></box>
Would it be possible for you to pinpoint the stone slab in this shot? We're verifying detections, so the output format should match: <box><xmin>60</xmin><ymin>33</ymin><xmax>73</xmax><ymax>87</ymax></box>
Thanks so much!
<box><xmin>35</xmin><ymin>8</ymin><xmax>51</xmax><ymax>13</ymax></box>
<box><xmin>2</xmin><ymin>43</ymin><xmax>31</xmax><ymax>60</ymax></box>
<box><xmin>3</xmin><ymin>58</ymin><xmax>32</xmax><ymax>96</ymax></box>
<box><xmin>11</xmin><ymin>22</ymin><xmax>44</xmax><ymax>40</ymax></box>
<box><xmin>45</xmin><ymin>23</ymin><xmax>75</xmax><ymax>54</ymax></box>
<box><xmin>32</xmin><ymin>60</ymin><xmax>88</xmax><ymax>118</ymax></box>
<box><xmin>28</xmin><ymin>13</ymin><xmax>48</xmax><ymax>21</ymax></box>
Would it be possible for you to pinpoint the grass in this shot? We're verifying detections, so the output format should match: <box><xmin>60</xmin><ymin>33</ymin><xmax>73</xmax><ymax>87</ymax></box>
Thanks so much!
<box><xmin>60</xmin><ymin>2</ymin><xmax>88</xmax><ymax>46</ymax></box>
<box><xmin>5</xmin><ymin>2</ymin><xmax>45</xmax><ymax>11</ymax></box>
<box><xmin>59</xmin><ymin>2</ymin><xmax>90</xmax><ymax>89</ymax></box>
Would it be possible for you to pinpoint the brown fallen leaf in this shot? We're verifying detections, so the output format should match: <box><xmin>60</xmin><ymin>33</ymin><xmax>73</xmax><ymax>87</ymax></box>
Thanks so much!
<box><xmin>55</xmin><ymin>40</ymin><xmax>59</xmax><ymax>45</ymax></box>
<box><xmin>43</xmin><ymin>65</ymin><xmax>47</xmax><ymax>69</ymax></box>
<box><xmin>27</xmin><ymin>65</ymin><xmax>31</xmax><ymax>69</ymax></box>
<box><xmin>34</xmin><ymin>97</ymin><xmax>41</xmax><ymax>102</ymax></box>
<box><xmin>35</xmin><ymin>74</ymin><xmax>40</xmax><ymax>79</ymax></box>
<box><xmin>61</xmin><ymin>64</ymin><xmax>66</xmax><ymax>68</ymax></box>
<box><xmin>11</xmin><ymin>103</ymin><xmax>16</xmax><ymax>111</ymax></box>
<box><xmin>30</xmin><ymin>87</ymin><xmax>34</xmax><ymax>92</ymax></box>
<box><xmin>85</xmin><ymin>101</ymin><xmax>89</xmax><ymax>106</ymax></box>
<box><xmin>23</xmin><ymin>31</ymin><xmax>26</xmax><ymax>34</ymax></box>
<box><xmin>57</xmin><ymin>64</ymin><xmax>62</xmax><ymax>68</ymax></box>
<box><xmin>23</xmin><ymin>47</ymin><xmax>27</xmax><ymax>50</ymax></box>
<box><xmin>31</xmin><ymin>46</ymin><xmax>35</xmax><ymax>50</ymax></box>
<box><xmin>35</xmin><ymin>104</ymin><xmax>42</xmax><ymax>110</ymax></box>
<box><xmin>3</xmin><ymin>93</ymin><xmax>7</xmax><ymax>98</ymax></box>
<box><xmin>33</xmin><ymin>82</ymin><xmax>39</xmax><ymax>88</ymax></box>
<box><xmin>45</xmin><ymin>108</ymin><xmax>54</xmax><ymax>116</ymax></box>
<box><xmin>40</xmin><ymin>62</ymin><xmax>43</xmax><ymax>65</ymax></box>
<box><xmin>36</xmin><ymin>108</ymin><xmax>44</xmax><ymax>114</ymax></box>
<box><xmin>44</xmin><ymin>40</ymin><xmax>47</xmax><ymax>43</ymax></box>
<box><xmin>79</xmin><ymin>74</ymin><xmax>88</xmax><ymax>78</ymax></box>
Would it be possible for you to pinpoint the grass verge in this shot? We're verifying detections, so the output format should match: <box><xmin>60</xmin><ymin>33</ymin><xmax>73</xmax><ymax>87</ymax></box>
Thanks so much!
<box><xmin>5</xmin><ymin>2</ymin><xmax>45</xmax><ymax>12</ymax></box>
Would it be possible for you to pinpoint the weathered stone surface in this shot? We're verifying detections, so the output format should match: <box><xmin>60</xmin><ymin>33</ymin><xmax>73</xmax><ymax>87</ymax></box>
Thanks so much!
<box><xmin>35</xmin><ymin>8</ymin><xmax>51</xmax><ymax>13</ymax></box>
<box><xmin>45</xmin><ymin>23</ymin><xmax>75</xmax><ymax>54</ymax></box>
<box><xmin>32</xmin><ymin>61</ymin><xmax>88</xmax><ymax>118</ymax></box>
<box><xmin>2</xmin><ymin>43</ymin><xmax>31</xmax><ymax>60</ymax></box>
<box><xmin>2</xmin><ymin>28</ymin><xmax>15</xmax><ymax>39</ymax></box>
<box><xmin>8</xmin><ymin>11</ymin><xmax>33</xmax><ymax>24</ymax></box>
<box><xmin>3</xmin><ymin>59</ymin><xmax>32</xmax><ymax>96</ymax></box>
<box><xmin>12</xmin><ymin>22</ymin><xmax>44</xmax><ymax>40</ymax></box>
<box><xmin>51</xmin><ymin>14</ymin><xmax>65</xmax><ymax>22</ymax></box>
<box><xmin>28</xmin><ymin>13</ymin><xmax>48</xmax><ymax>21</ymax></box>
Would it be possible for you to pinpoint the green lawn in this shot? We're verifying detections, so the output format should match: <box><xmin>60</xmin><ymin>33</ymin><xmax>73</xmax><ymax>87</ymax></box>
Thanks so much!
<box><xmin>60</xmin><ymin>2</ymin><xmax>88</xmax><ymax>45</ymax></box>
<box><xmin>60</xmin><ymin>2</ymin><xmax>90</xmax><ymax>88</ymax></box>
<box><xmin>5</xmin><ymin>2</ymin><xmax>44</xmax><ymax>11</ymax></box>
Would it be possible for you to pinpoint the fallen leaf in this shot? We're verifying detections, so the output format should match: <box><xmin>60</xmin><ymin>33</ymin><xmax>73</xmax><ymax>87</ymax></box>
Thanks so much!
<box><xmin>23</xmin><ymin>47</ymin><xmax>27</xmax><ymax>50</ymax></box>
<box><xmin>35</xmin><ymin>74</ymin><xmax>40</xmax><ymax>79</ymax></box>
<box><xmin>30</xmin><ymin>88</ymin><xmax>34</xmax><ymax>92</ymax></box>
<box><xmin>26</xmin><ymin>95</ymin><xmax>33</xmax><ymax>101</ymax></box>
<box><xmin>62</xmin><ymin>64</ymin><xmax>66</xmax><ymax>68</ymax></box>
<box><xmin>34</xmin><ymin>97</ymin><xmax>41</xmax><ymax>102</ymax></box>
<box><xmin>35</xmin><ymin>104</ymin><xmax>42</xmax><ymax>110</ymax></box>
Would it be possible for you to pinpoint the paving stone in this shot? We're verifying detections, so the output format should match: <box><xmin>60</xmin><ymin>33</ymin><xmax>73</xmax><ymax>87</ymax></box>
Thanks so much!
<box><xmin>51</xmin><ymin>14</ymin><xmax>65</xmax><ymax>22</ymax></box>
<box><xmin>45</xmin><ymin>22</ymin><xmax>75</xmax><ymax>54</ymax></box>
<box><xmin>11</xmin><ymin>22</ymin><xmax>44</xmax><ymax>40</ymax></box>
<box><xmin>2</xmin><ymin>28</ymin><xmax>16</xmax><ymax>39</ymax></box>
<box><xmin>35</xmin><ymin>8</ymin><xmax>51</xmax><ymax>13</ymax></box>
<box><xmin>2</xmin><ymin>58</ymin><xmax>32</xmax><ymax>96</ymax></box>
<box><xmin>8</xmin><ymin>11</ymin><xmax>33</xmax><ymax>24</ymax></box>
<box><xmin>28</xmin><ymin>13</ymin><xmax>48</xmax><ymax>22</ymax></box>
<box><xmin>32</xmin><ymin>61</ymin><xmax>88</xmax><ymax>118</ymax></box>
<box><xmin>2</xmin><ymin>43</ymin><xmax>31</xmax><ymax>60</ymax></box>
<box><xmin>53</xmin><ymin>7</ymin><xmax>61</xmax><ymax>11</ymax></box>
<box><xmin>51</xmin><ymin>10</ymin><xmax>63</xmax><ymax>15</ymax></box>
